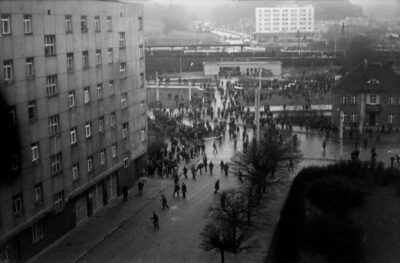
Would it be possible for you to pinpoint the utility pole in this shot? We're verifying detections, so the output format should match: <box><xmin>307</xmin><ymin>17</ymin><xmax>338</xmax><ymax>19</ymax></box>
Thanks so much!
<box><xmin>155</xmin><ymin>71</ymin><xmax>160</xmax><ymax>104</ymax></box>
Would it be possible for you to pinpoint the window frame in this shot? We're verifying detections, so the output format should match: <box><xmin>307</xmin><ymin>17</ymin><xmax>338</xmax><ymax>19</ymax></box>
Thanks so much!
<box><xmin>65</xmin><ymin>15</ymin><xmax>73</xmax><ymax>33</ymax></box>
<box><xmin>111</xmin><ymin>143</ymin><xmax>117</xmax><ymax>158</ymax></box>
<box><xmin>28</xmin><ymin>100</ymin><xmax>37</xmax><ymax>121</ymax></box>
<box><xmin>50</xmin><ymin>152</ymin><xmax>62</xmax><ymax>175</ymax></box>
<box><xmin>23</xmin><ymin>14</ymin><xmax>32</xmax><ymax>34</ymax></box>
<box><xmin>68</xmin><ymin>91</ymin><xmax>75</xmax><ymax>108</ymax></box>
<box><xmin>84</xmin><ymin>87</ymin><xmax>90</xmax><ymax>104</ymax></box>
<box><xmin>100</xmin><ymin>150</ymin><xmax>106</xmax><ymax>165</ymax></box>
<box><xmin>94</xmin><ymin>15</ymin><xmax>100</xmax><ymax>32</ymax></box>
<box><xmin>72</xmin><ymin>164</ymin><xmax>79</xmax><ymax>181</ymax></box>
<box><xmin>46</xmin><ymin>75</ymin><xmax>57</xmax><ymax>97</ymax></box>
<box><xmin>81</xmin><ymin>15</ymin><xmax>88</xmax><ymax>33</ymax></box>
<box><xmin>54</xmin><ymin>191</ymin><xmax>65</xmax><ymax>213</ymax></box>
<box><xmin>31</xmin><ymin>143</ymin><xmax>39</xmax><ymax>162</ymax></box>
<box><xmin>13</xmin><ymin>194</ymin><xmax>23</xmax><ymax>216</ymax></box>
<box><xmin>3</xmin><ymin>60</ymin><xmax>13</xmax><ymax>81</ymax></box>
<box><xmin>95</xmin><ymin>49</ymin><xmax>102</xmax><ymax>66</ymax></box>
<box><xmin>32</xmin><ymin>220</ymin><xmax>45</xmax><ymax>243</ymax></box>
<box><xmin>34</xmin><ymin>183</ymin><xmax>43</xmax><ymax>204</ymax></box>
<box><xmin>85</xmin><ymin>122</ymin><xmax>92</xmax><ymax>138</ymax></box>
<box><xmin>106</xmin><ymin>16</ymin><xmax>112</xmax><ymax>31</ymax></box>
<box><xmin>70</xmin><ymin>127</ymin><xmax>77</xmax><ymax>145</ymax></box>
<box><xmin>44</xmin><ymin>35</ymin><xmax>56</xmax><ymax>56</ymax></box>
<box><xmin>82</xmin><ymin>51</ymin><xmax>89</xmax><ymax>69</ymax></box>
<box><xmin>1</xmin><ymin>14</ymin><xmax>11</xmax><ymax>35</ymax></box>
<box><xmin>87</xmin><ymin>156</ymin><xmax>93</xmax><ymax>172</ymax></box>
<box><xmin>119</xmin><ymin>32</ymin><xmax>126</xmax><ymax>47</ymax></box>
<box><xmin>26</xmin><ymin>57</ymin><xmax>34</xmax><ymax>78</ymax></box>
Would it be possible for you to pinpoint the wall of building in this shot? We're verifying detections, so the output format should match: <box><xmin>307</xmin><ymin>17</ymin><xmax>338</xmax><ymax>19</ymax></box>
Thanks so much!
<box><xmin>0</xmin><ymin>1</ymin><xmax>146</xmax><ymax>262</ymax></box>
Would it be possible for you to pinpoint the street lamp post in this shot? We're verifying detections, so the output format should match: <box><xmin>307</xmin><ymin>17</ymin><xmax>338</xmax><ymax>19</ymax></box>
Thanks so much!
<box><xmin>255</xmin><ymin>68</ymin><xmax>261</xmax><ymax>144</ymax></box>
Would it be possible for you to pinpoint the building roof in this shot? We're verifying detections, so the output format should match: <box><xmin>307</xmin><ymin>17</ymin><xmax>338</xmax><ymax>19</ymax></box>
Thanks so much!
<box><xmin>203</xmin><ymin>61</ymin><xmax>282</xmax><ymax>66</ymax></box>
<box><xmin>333</xmin><ymin>63</ymin><xmax>400</xmax><ymax>93</ymax></box>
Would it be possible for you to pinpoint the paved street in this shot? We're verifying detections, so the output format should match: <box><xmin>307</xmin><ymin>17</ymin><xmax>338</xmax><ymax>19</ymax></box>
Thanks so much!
<box><xmin>29</xmin><ymin>80</ymin><xmax>400</xmax><ymax>263</ymax></box>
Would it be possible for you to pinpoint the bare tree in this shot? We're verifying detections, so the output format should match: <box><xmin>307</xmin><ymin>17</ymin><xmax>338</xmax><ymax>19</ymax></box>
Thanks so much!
<box><xmin>232</xmin><ymin>125</ymin><xmax>301</xmax><ymax>201</ymax></box>
<box><xmin>200</xmin><ymin>221</ymin><xmax>232</xmax><ymax>263</ymax></box>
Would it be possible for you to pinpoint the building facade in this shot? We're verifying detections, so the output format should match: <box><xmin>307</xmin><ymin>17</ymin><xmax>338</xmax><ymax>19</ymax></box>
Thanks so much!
<box><xmin>0</xmin><ymin>1</ymin><xmax>146</xmax><ymax>262</ymax></box>
<box><xmin>255</xmin><ymin>5</ymin><xmax>314</xmax><ymax>40</ymax></box>
<box><xmin>203</xmin><ymin>61</ymin><xmax>282</xmax><ymax>79</ymax></box>
<box><xmin>332</xmin><ymin>62</ymin><xmax>400</xmax><ymax>133</ymax></box>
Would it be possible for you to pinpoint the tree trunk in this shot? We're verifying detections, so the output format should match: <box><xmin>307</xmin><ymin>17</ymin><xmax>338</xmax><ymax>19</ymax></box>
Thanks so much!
<box><xmin>220</xmin><ymin>248</ymin><xmax>225</xmax><ymax>263</ymax></box>
<box><xmin>233</xmin><ymin>218</ymin><xmax>237</xmax><ymax>252</ymax></box>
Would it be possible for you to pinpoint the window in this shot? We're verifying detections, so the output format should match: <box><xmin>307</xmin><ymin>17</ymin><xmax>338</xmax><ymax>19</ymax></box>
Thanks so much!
<box><xmin>122</xmin><ymin>123</ymin><xmax>128</xmax><ymax>139</ymax></box>
<box><xmin>28</xmin><ymin>101</ymin><xmax>36</xmax><ymax>121</ymax></box>
<box><xmin>72</xmin><ymin>164</ymin><xmax>79</xmax><ymax>181</ymax></box>
<box><xmin>350</xmin><ymin>113</ymin><xmax>357</xmax><ymax>123</ymax></box>
<box><xmin>3</xmin><ymin>60</ymin><xmax>13</xmax><ymax>81</ymax></box>
<box><xmin>23</xmin><ymin>15</ymin><xmax>32</xmax><ymax>34</ymax></box>
<box><xmin>26</xmin><ymin>57</ymin><xmax>34</xmax><ymax>78</ymax></box>
<box><xmin>107</xmin><ymin>48</ymin><xmax>113</xmax><ymax>64</ymax></box>
<box><xmin>70</xmin><ymin>127</ymin><xmax>77</xmax><ymax>145</ymax></box>
<box><xmin>1</xmin><ymin>15</ymin><xmax>11</xmax><ymax>35</ymax></box>
<box><xmin>81</xmin><ymin>16</ymin><xmax>87</xmax><ymax>33</ymax></box>
<box><xmin>31</xmin><ymin>143</ymin><xmax>39</xmax><ymax>162</ymax></box>
<box><xmin>87</xmin><ymin>156</ymin><xmax>93</xmax><ymax>172</ymax></box>
<box><xmin>139</xmin><ymin>45</ymin><xmax>144</xmax><ymax>59</ymax></box>
<box><xmin>109</xmin><ymin>80</ymin><xmax>114</xmax><ymax>95</ymax></box>
<box><xmin>13</xmin><ymin>194</ymin><xmax>23</xmax><ymax>216</ymax></box>
<box><xmin>68</xmin><ymin>91</ymin><xmax>75</xmax><ymax>108</ymax></box>
<box><xmin>65</xmin><ymin>15</ymin><xmax>73</xmax><ymax>33</ymax></box>
<box><xmin>388</xmin><ymin>114</ymin><xmax>395</xmax><ymax>124</ymax></box>
<box><xmin>32</xmin><ymin>220</ymin><xmax>45</xmax><ymax>243</ymax></box>
<box><xmin>54</xmin><ymin>191</ymin><xmax>64</xmax><ymax>213</ymax></box>
<box><xmin>370</xmin><ymin>94</ymin><xmax>377</xmax><ymax>103</ymax></box>
<box><xmin>138</xmin><ymin>16</ymin><xmax>143</xmax><ymax>30</ymax></box>
<box><xmin>389</xmin><ymin>96</ymin><xmax>395</xmax><ymax>105</ymax></box>
<box><xmin>95</xmin><ymin>49</ymin><xmax>101</xmax><ymax>66</ymax></box>
<box><xmin>107</xmin><ymin>16</ymin><xmax>112</xmax><ymax>31</ymax></box>
<box><xmin>94</xmin><ymin>16</ymin><xmax>100</xmax><ymax>32</ymax></box>
<box><xmin>85</xmin><ymin>122</ymin><xmax>91</xmax><ymax>138</ymax></box>
<box><xmin>120</xmin><ymin>63</ymin><xmax>126</xmax><ymax>75</ymax></box>
<box><xmin>121</xmin><ymin>92</ymin><xmax>127</xmax><ymax>107</ymax></box>
<box><xmin>67</xmin><ymin>53</ymin><xmax>74</xmax><ymax>71</ymax></box>
<box><xmin>141</xmin><ymin>129</ymin><xmax>146</xmax><ymax>142</ymax></box>
<box><xmin>111</xmin><ymin>143</ymin><xmax>117</xmax><ymax>158</ymax></box>
<box><xmin>100</xmin><ymin>150</ymin><xmax>105</xmax><ymax>165</ymax></box>
<box><xmin>124</xmin><ymin>157</ymin><xmax>129</xmax><ymax>168</ymax></box>
<box><xmin>97</xmin><ymin>84</ymin><xmax>103</xmax><ymax>99</ymax></box>
<box><xmin>110</xmin><ymin>113</ymin><xmax>116</xmax><ymax>128</ymax></box>
<box><xmin>99</xmin><ymin>117</ymin><xmax>104</xmax><ymax>133</ymax></box>
<box><xmin>48</xmin><ymin>114</ymin><xmax>60</xmax><ymax>135</ymax></box>
<box><xmin>140</xmin><ymin>73</ymin><xmax>144</xmax><ymax>87</ymax></box>
<box><xmin>84</xmin><ymin>87</ymin><xmax>90</xmax><ymax>104</ymax></box>
<box><xmin>350</xmin><ymin>95</ymin><xmax>356</xmax><ymax>104</ymax></box>
<box><xmin>46</xmin><ymin>75</ymin><xmax>57</xmax><ymax>96</ymax></box>
<box><xmin>82</xmin><ymin>51</ymin><xmax>89</xmax><ymax>68</ymax></box>
<box><xmin>50</xmin><ymin>152</ymin><xmax>62</xmax><ymax>175</ymax></box>
<box><xmin>119</xmin><ymin>32</ymin><xmax>126</xmax><ymax>47</ymax></box>
<box><xmin>340</xmin><ymin>95</ymin><xmax>347</xmax><ymax>105</ymax></box>
<box><xmin>34</xmin><ymin>183</ymin><xmax>43</xmax><ymax>204</ymax></box>
<box><xmin>44</xmin><ymin>35</ymin><xmax>56</xmax><ymax>56</ymax></box>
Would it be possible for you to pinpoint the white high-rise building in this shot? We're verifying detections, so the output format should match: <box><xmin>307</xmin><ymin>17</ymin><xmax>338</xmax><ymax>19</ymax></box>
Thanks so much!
<box><xmin>255</xmin><ymin>5</ymin><xmax>315</xmax><ymax>34</ymax></box>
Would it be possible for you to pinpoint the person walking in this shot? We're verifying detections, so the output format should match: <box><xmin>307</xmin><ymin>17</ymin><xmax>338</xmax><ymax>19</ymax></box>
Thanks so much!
<box><xmin>151</xmin><ymin>211</ymin><xmax>159</xmax><ymax>230</ymax></box>
<box><xmin>183</xmin><ymin>166</ymin><xmax>188</xmax><ymax>179</ymax></box>
<box><xmin>213</xmin><ymin>141</ymin><xmax>218</xmax><ymax>154</ymax></box>
<box><xmin>191</xmin><ymin>164</ymin><xmax>196</xmax><ymax>180</ymax></box>
<box><xmin>220</xmin><ymin>160</ymin><xmax>224</xmax><ymax>173</ymax></box>
<box><xmin>214</xmin><ymin>179</ymin><xmax>220</xmax><ymax>194</ymax></box>
<box><xmin>181</xmin><ymin>182</ymin><xmax>187</xmax><ymax>199</ymax></box>
<box><xmin>197</xmin><ymin>163</ymin><xmax>204</xmax><ymax>175</ymax></box>
<box><xmin>322</xmin><ymin>139</ymin><xmax>327</xmax><ymax>152</ymax></box>
<box><xmin>203</xmin><ymin>155</ymin><xmax>208</xmax><ymax>172</ymax></box>
<box><xmin>122</xmin><ymin>186</ymin><xmax>128</xmax><ymax>202</ymax></box>
<box><xmin>137</xmin><ymin>181</ymin><xmax>144</xmax><ymax>196</ymax></box>
<box><xmin>224</xmin><ymin>163</ymin><xmax>229</xmax><ymax>177</ymax></box>
<box><xmin>209</xmin><ymin>161</ymin><xmax>214</xmax><ymax>176</ymax></box>
<box><xmin>173</xmin><ymin>182</ymin><xmax>180</xmax><ymax>198</ymax></box>
<box><xmin>161</xmin><ymin>194</ymin><xmax>169</xmax><ymax>210</ymax></box>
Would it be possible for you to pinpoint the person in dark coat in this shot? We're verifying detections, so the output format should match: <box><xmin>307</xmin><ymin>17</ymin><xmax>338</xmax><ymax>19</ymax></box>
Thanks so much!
<box><xmin>161</xmin><ymin>194</ymin><xmax>169</xmax><ymax>210</ymax></box>
<box><xmin>183</xmin><ymin>166</ymin><xmax>188</xmax><ymax>179</ymax></box>
<box><xmin>209</xmin><ymin>161</ymin><xmax>214</xmax><ymax>176</ymax></box>
<box><xmin>214</xmin><ymin>179</ymin><xmax>220</xmax><ymax>194</ymax></box>
<box><xmin>122</xmin><ymin>186</ymin><xmax>128</xmax><ymax>202</ymax></box>
<box><xmin>151</xmin><ymin>211</ymin><xmax>159</xmax><ymax>230</ymax></box>
<box><xmin>173</xmin><ymin>183</ymin><xmax>180</xmax><ymax>198</ymax></box>
<box><xmin>181</xmin><ymin>182</ymin><xmax>187</xmax><ymax>198</ymax></box>
<box><xmin>138</xmin><ymin>181</ymin><xmax>144</xmax><ymax>196</ymax></box>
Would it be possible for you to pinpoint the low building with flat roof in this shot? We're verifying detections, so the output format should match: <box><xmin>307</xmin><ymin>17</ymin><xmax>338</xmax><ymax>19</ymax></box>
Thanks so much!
<box><xmin>203</xmin><ymin>61</ymin><xmax>282</xmax><ymax>79</ymax></box>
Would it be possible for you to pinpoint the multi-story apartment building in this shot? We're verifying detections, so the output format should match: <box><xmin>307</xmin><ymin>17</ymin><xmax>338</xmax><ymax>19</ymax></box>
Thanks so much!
<box><xmin>0</xmin><ymin>1</ymin><xmax>146</xmax><ymax>262</ymax></box>
<box><xmin>332</xmin><ymin>62</ymin><xmax>400</xmax><ymax>133</ymax></box>
<box><xmin>255</xmin><ymin>5</ymin><xmax>314</xmax><ymax>42</ymax></box>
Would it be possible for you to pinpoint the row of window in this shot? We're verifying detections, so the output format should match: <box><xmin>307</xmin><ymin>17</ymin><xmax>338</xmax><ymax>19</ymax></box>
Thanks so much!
<box><xmin>1</xmin><ymin>14</ymin><xmax>143</xmax><ymax>35</ymax></box>
<box><xmin>3</xmin><ymin>53</ymin><xmax>143</xmax><ymax>83</ymax></box>
<box><xmin>258</xmin><ymin>9</ymin><xmax>312</xmax><ymax>13</ymax></box>
<box><xmin>340</xmin><ymin>95</ymin><xmax>399</xmax><ymax>105</ymax></box>
<box><xmin>340</xmin><ymin>113</ymin><xmax>396</xmax><ymax>124</ymax></box>
<box><xmin>257</xmin><ymin>27</ymin><xmax>312</xmax><ymax>31</ymax></box>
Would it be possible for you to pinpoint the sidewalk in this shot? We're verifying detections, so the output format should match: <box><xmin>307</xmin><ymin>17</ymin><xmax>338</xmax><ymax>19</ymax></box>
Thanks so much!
<box><xmin>29</xmin><ymin>178</ymin><xmax>170</xmax><ymax>263</ymax></box>
<box><xmin>29</xmin><ymin>153</ymin><xmax>202</xmax><ymax>263</ymax></box>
